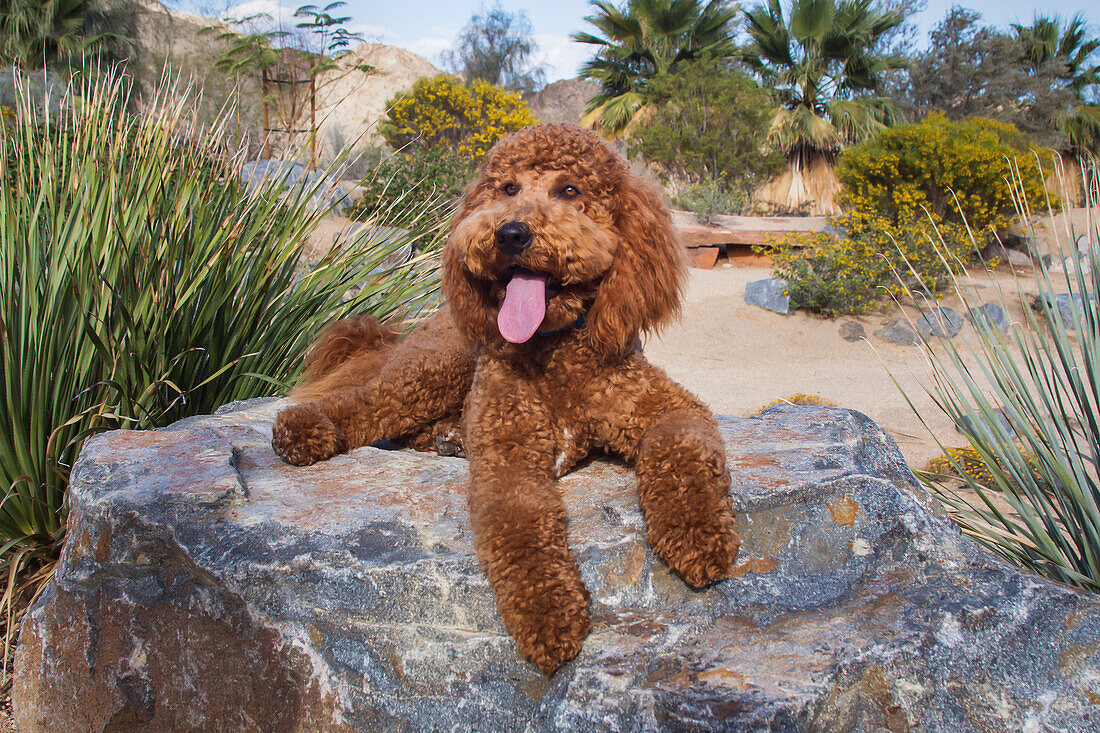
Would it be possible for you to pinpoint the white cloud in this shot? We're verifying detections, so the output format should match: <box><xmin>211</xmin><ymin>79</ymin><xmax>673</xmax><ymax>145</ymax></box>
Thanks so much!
<box><xmin>533</xmin><ymin>33</ymin><xmax>591</xmax><ymax>82</ymax></box>
<box><xmin>347</xmin><ymin>23</ymin><xmax>393</xmax><ymax>42</ymax></box>
<box><xmin>224</xmin><ymin>0</ymin><xmax>292</xmax><ymax>24</ymax></box>
<box><xmin>399</xmin><ymin>37</ymin><xmax>457</xmax><ymax>68</ymax></box>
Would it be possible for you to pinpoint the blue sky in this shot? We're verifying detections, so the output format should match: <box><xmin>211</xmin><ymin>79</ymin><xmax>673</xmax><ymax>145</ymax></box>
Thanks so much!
<box><xmin>184</xmin><ymin>1</ymin><xmax>1099</xmax><ymax>82</ymax></box>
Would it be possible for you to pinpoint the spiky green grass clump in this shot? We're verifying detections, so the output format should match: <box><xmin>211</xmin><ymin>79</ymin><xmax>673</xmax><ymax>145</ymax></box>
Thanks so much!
<box><xmin>900</xmin><ymin>158</ymin><xmax>1100</xmax><ymax>592</ymax></box>
<box><xmin>0</xmin><ymin>74</ymin><xmax>443</xmax><ymax>577</ymax></box>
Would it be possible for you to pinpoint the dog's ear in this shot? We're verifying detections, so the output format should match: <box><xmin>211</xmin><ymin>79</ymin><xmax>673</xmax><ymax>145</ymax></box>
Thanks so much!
<box><xmin>442</xmin><ymin>179</ymin><xmax>499</xmax><ymax>348</ymax></box>
<box><xmin>585</xmin><ymin>172</ymin><xmax>685</xmax><ymax>357</ymax></box>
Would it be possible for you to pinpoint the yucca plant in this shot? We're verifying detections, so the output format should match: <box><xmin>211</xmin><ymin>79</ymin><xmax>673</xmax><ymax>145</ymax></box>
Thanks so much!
<box><xmin>898</xmin><ymin>157</ymin><xmax>1100</xmax><ymax>592</ymax></box>
<box><xmin>0</xmin><ymin>73</ymin><xmax>443</xmax><ymax>580</ymax></box>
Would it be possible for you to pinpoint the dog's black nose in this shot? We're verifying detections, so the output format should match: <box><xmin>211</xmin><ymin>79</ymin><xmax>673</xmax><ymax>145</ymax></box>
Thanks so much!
<box><xmin>495</xmin><ymin>221</ymin><xmax>532</xmax><ymax>257</ymax></box>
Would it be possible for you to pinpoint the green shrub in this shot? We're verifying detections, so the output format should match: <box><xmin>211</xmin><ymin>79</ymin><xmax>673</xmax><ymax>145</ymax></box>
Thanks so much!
<box><xmin>379</xmin><ymin>74</ymin><xmax>536</xmax><ymax>160</ymax></box>
<box><xmin>767</xmin><ymin>212</ymin><xmax>974</xmax><ymax>316</ymax></box>
<box><xmin>348</xmin><ymin>145</ymin><xmax>474</xmax><ymax>230</ymax></box>
<box><xmin>767</xmin><ymin>115</ymin><xmax>1051</xmax><ymax>315</ymax></box>
<box><xmin>837</xmin><ymin>113</ymin><xmax>1055</xmax><ymax>236</ymax></box>
<box><xmin>673</xmin><ymin>178</ymin><xmax>749</xmax><ymax>225</ymax></box>
<box><xmin>774</xmin><ymin>113</ymin><xmax>1047</xmax><ymax>314</ymax></box>
<box><xmin>766</xmin><ymin>228</ymin><xmax>885</xmax><ymax>317</ymax></box>
<box><xmin>627</xmin><ymin>57</ymin><xmax>782</xmax><ymax>203</ymax></box>
<box><xmin>0</xmin><ymin>76</ymin><xmax>440</xmax><ymax>570</ymax></box>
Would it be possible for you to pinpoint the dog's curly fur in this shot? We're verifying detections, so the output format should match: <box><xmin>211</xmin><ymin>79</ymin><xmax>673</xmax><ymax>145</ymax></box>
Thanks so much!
<box><xmin>272</xmin><ymin>123</ymin><xmax>741</xmax><ymax>674</ymax></box>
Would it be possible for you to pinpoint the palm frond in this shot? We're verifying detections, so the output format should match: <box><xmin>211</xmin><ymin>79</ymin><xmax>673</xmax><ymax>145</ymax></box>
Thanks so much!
<box><xmin>575</xmin><ymin>0</ymin><xmax>738</xmax><ymax>134</ymax></box>
<box><xmin>742</xmin><ymin>0</ymin><xmax>904</xmax><ymax>160</ymax></box>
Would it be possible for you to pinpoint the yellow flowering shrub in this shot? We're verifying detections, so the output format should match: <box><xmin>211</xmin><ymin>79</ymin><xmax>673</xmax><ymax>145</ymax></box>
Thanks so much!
<box><xmin>766</xmin><ymin>114</ymin><xmax>1054</xmax><ymax>317</ymax></box>
<box><xmin>764</xmin><ymin>229</ymin><xmax>884</xmax><ymax>317</ymax></box>
<box><xmin>380</xmin><ymin>75</ymin><xmax>536</xmax><ymax>160</ymax></box>
<box><xmin>925</xmin><ymin>445</ymin><xmax>1045</xmax><ymax>490</ymax></box>
<box><xmin>836</xmin><ymin>113</ymin><xmax>1055</xmax><ymax>234</ymax></box>
<box><xmin>752</xmin><ymin>393</ymin><xmax>837</xmax><ymax>415</ymax></box>
<box><xmin>765</xmin><ymin>212</ymin><xmax>974</xmax><ymax>316</ymax></box>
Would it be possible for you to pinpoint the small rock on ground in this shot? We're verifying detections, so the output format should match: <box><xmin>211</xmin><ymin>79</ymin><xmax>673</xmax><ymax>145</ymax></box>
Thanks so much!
<box><xmin>875</xmin><ymin>317</ymin><xmax>920</xmax><ymax>345</ymax></box>
<box><xmin>1032</xmin><ymin>293</ymin><xmax>1088</xmax><ymax>328</ymax></box>
<box><xmin>966</xmin><ymin>303</ymin><xmax>1009</xmax><ymax>334</ymax></box>
<box><xmin>1048</xmin><ymin>253</ymin><xmax>1092</xmax><ymax>275</ymax></box>
<box><xmin>956</xmin><ymin>408</ymin><xmax>1016</xmax><ymax>439</ymax></box>
<box><xmin>839</xmin><ymin>321</ymin><xmax>866</xmax><ymax>342</ymax></box>
<box><xmin>916</xmin><ymin>307</ymin><xmax>963</xmax><ymax>339</ymax></box>
<box><xmin>744</xmin><ymin>278</ymin><xmax>791</xmax><ymax>315</ymax></box>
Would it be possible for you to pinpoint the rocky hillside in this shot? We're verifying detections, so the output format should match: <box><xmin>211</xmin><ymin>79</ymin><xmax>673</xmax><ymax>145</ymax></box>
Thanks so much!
<box><xmin>130</xmin><ymin>1</ymin><xmax>264</xmax><ymax>146</ymax></box>
<box><xmin>313</xmin><ymin>44</ymin><xmax>440</xmax><ymax>161</ymax></box>
<box><xmin>126</xmin><ymin>1</ymin><xmax>439</xmax><ymax>163</ymax></box>
<box><xmin>17</xmin><ymin>2</ymin><xmax>590</xmax><ymax>166</ymax></box>
<box><xmin>525</xmin><ymin>78</ymin><xmax>599</xmax><ymax>125</ymax></box>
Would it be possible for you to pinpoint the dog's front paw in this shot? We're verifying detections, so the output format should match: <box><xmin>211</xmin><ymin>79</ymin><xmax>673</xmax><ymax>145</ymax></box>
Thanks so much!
<box><xmin>272</xmin><ymin>404</ymin><xmax>344</xmax><ymax>466</ymax></box>
<box><xmin>500</xmin><ymin>566</ymin><xmax>591</xmax><ymax>675</ymax></box>
<box><xmin>651</xmin><ymin>510</ymin><xmax>741</xmax><ymax>589</ymax></box>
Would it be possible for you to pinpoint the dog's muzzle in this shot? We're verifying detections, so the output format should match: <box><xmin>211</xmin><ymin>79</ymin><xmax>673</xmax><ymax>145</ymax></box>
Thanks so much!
<box><xmin>495</xmin><ymin>220</ymin><xmax>532</xmax><ymax>257</ymax></box>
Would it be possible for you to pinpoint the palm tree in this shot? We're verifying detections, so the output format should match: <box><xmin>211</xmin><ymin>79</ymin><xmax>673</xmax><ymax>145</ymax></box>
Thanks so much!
<box><xmin>742</xmin><ymin>0</ymin><xmax>903</xmax><ymax>172</ymax></box>
<box><xmin>0</xmin><ymin>0</ymin><xmax>116</xmax><ymax>68</ymax></box>
<box><xmin>572</xmin><ymin>0</ymin><xmax>738</xmax><ymax>136</ymax></box>
<box><xmin>1012</xmin><ymin>14</ymin><xmax>1100</xmax><ymax>156</ymax></box>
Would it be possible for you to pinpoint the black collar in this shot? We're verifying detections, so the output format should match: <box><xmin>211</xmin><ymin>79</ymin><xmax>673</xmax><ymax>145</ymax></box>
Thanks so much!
<box><xmin>536</xmin><ymin>310</ymin><xmax>588</xmax><ymax>338</ymax></box>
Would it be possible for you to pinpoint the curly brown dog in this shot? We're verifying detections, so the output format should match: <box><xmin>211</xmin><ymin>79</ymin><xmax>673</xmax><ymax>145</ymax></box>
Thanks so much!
<box><xmin>272</xmin><ymin>123</ymin><xmax>741</xmax><ymax>674</ymax></box>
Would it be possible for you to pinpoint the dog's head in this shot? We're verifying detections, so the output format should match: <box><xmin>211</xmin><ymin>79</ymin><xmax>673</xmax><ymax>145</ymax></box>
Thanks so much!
<box><xmin>443</xmin><ymin>123</ymin><xmax>685</xmax><ymax>359</ymax></box>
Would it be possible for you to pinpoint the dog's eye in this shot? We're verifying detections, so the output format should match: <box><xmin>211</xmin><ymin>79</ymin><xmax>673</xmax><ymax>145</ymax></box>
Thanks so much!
<box><xmin>559</xmin><ymin>185</ymin><xmax>580</xmax><ymax>199</ymax></box>
<box><xmin>503</xmin><ymin>182</ymin><xmax>519</xmax><ymax>196</ymax></box>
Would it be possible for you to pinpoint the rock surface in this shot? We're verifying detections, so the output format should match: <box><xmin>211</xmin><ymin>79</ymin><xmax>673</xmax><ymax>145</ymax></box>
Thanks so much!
<box><xmin>129</xmin><ymin>4</ymin><xmax>440</xmax><ymax>163</ymax></box>
<box><xmin>15</xmin><ymin>401</ymin><xmax>1100</xmax><ymax>731</ymax></box>
<box><xmin>874</xmin><ymin>317</ymin><xmax>920</xmax><ymax>345</ymax></box>
<box><xmin>312</xmin><ymin>43</ymin><xmax>441</xmax><ymax>159</ymax></box>
<box><xmin>1033</xmin><ymin>292</ymin><xmax>1089</xmax><ymax>328</ymax></box>
<box><xmin>1006</xmin><ymin>248</ymin><xmax>1034</xmax><ymax>268</ymax></box>
<box><xmin>838</xmin><ymin>321</ymin><xmax>865</xmax><ymax>342</ymax></box>
<box><xmin>955</xmin><ymin>407</ymin><xmax>1016</xmax><ymax>439</ymax></box>
<box><xmin>1056</xmin><ymin>254</ymin><xmax>1093</xmax><ymax>275</ymax></box>
<box><xmin>524</xmin><ymin>78</ymin><xmax>601</xmax><ymax>124</ymax></box>
<box><xmin>966</xmin><ymin>303</ymin><xmax>1010</xmax><ymax>334</ymax></box>
<box><xmin>328</xmin><ymin>222</ymin><xmax>415</xmax><ymax>272</ymax></box>
<box><xmin>916</xmin><ymin>307</ymin><xmax>963</xmax><ymax>339</ymax></box>
<box><xmin>744</xmin><ymin>277</ymin><xmax>791</xmax><ymax>315</ymax></box>
<box><xmin>240</xmin><ymin>160</ymin><xmax>352</xmax><ymax>212</ymax></box>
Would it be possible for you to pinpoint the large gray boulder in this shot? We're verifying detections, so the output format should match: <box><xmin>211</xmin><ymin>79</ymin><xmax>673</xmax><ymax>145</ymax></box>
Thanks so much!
<box><xmin>14</xmin><ymin>401</ymin><xmax>1100</xmax><ymax>731</ymax></box>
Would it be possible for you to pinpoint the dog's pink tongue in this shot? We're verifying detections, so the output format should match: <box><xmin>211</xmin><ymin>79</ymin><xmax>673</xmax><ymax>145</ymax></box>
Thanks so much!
<box><xmin>498</xmin><ymin>269</ymin><xmax>548</xmax><ymax>344</ymax></box>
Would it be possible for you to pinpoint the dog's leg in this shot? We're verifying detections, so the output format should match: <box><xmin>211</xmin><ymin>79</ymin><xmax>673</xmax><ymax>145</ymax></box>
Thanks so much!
<box><xmin>465</xmin><ymin>365</ymin><xmax>590</xmax><ymax>675</ymax></box>
<box><xmin>598</xmin><ymin>361</ymin><xmax>740</xmax><ymax>588</ymax></box>
<box><xmin>634</xmin><ymin>408</ymin><xmax>739</xmax><ymax>587</ymax></box>
<box><xmin>272</xmin><ymin>321</ymin><xmax>474</xmax><ymax>466</ymax></box>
